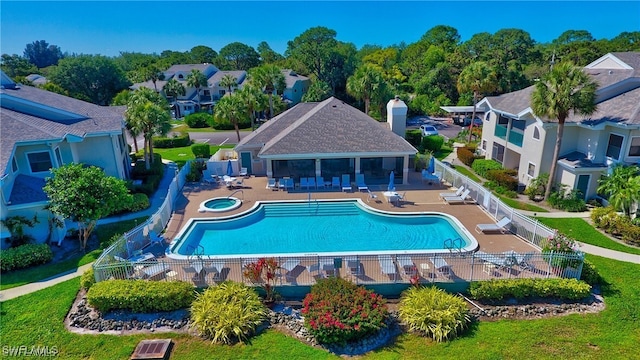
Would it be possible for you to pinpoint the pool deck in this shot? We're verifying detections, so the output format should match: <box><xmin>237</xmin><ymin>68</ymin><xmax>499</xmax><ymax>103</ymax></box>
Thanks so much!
<box><xmin>164</xmin><ymin>171</ymin><xmax>539</xmax><ymax>256</ymax></box>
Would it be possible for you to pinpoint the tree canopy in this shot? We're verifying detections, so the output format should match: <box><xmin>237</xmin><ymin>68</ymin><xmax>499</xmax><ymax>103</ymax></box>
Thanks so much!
<box><xmin>43</xmin><ymin>163</ymin><xmax>132</xmax><ymax>251</ymax></box>
<box><xmin>23</xmin><ymin>40</ymin><xmax>64</xmax><ymax>68</ymax></box>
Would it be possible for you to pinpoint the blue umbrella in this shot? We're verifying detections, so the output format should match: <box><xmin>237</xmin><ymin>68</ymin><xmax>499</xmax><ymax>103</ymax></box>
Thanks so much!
<box><xmin>388</xmin><ymin>171</ymin><xmax>395</xmax><ymax>191</ymax></box>
<box><xmin>226</xmin><ymin>160</ymin><xmax>233</xmax><ymax>176</ymax></box>
<box><xmin>427</xmin><ymin>156</ymin><xmax>435</xmax><ymax>174</ymax></box>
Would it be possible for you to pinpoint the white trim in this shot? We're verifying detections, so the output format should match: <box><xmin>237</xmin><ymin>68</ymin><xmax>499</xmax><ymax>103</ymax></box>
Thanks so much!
<box><xmin>527</xmin><ymin>161</ymin><xmax>536</xmax><ymax>178</ymax></box>
<box><xmin>585</xmin><ymin>53</ymin><xmax>633</xmax><ymax>70</ymax></box>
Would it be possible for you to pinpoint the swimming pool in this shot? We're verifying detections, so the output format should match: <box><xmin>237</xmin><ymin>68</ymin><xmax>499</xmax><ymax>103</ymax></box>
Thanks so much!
<box><xmin>168</xmin><ymin>199</ymin><xmax>478</xmax><ymax>259</ymax></box>
<box><xmin>168</xmin><ymin>199</ymin><xmax>478</xmax><ymax>258</ymax></box>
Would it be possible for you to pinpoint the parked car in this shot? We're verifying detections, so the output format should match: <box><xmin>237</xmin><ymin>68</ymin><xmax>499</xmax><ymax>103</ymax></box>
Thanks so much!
<box><xmin>420</xmin><ymin>125</ymin><xmax>439</xmax><ymax>137</ymax></box>
<box><xmin>462</xmin><ymin>117</ymin><xmax>483</xmax><ymax>127</ymax></box>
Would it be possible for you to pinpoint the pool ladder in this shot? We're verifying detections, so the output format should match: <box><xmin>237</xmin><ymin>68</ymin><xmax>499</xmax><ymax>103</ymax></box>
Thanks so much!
<box><xmin>227</xmin><ymin>189</ymin><xmax>244</xmax><ymax>200</ymax></box>
<box><xmin>444</xmin><ymin>238</ymin><xmax>463</xmax><ymax>256</ymax></box>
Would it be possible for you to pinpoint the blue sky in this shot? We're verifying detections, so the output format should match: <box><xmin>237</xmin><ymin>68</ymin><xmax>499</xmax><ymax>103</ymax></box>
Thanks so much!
<box><xmin>2</xmin><ymin>1</ymin><xmax>639</xmax><ymax>57</ymax></box>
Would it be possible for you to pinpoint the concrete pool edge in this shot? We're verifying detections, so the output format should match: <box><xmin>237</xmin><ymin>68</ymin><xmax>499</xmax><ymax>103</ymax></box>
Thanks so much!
<box><xmin>167</xmin><ymin>198</ymin><xmax>480</xmax><ymax>260</ymax></box>
<box><xmin>198</xmin><ymin>196</ymin><xmax>242</xmax><ymax>213</ymax></box>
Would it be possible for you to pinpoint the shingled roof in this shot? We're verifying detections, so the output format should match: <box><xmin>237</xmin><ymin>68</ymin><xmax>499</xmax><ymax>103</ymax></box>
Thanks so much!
<box><xmin>236</xmin><ymin>97</ymin><xmax>417</xmax><ymax>158</ymax></box>
<box><xmin>0</xmin><ymin>82</ymin><xmax>125</xmax><ymax>176</ymax></box>
<box><xmin>482</xmin><ymin>52</ymin><xmax>640</xmax><ymax>125</ymax></box>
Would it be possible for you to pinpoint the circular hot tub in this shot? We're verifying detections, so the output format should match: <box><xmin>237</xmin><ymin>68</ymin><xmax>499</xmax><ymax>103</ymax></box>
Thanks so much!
<box><xmin>198</xmin><ymin>197</ymin><xmax>242</xmax><ymax>213</ymax></box>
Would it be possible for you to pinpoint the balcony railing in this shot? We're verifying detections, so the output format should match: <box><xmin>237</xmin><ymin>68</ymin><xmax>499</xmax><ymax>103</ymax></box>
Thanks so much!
<box><xmin>494</xmin><ymin>125</ymin><xmax>507</xmax><ymax>139</ymax></box>
<box><xmin>508</xmin><ymin>129</ymin><xmax>524</xmax><ymax>147</ymax></box>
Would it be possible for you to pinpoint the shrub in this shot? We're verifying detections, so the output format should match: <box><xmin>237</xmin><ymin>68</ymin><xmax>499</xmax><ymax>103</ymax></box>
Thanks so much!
<box><xmin>484</xmin><ymin>181</ymin><xmax>519</xmax><ymax>198</ymax></box>
<box><xmin>548</xmin><ymin>186</ymin><xmax>587</xmax><ymax>212</ymax></box>
<box><xmin>468</xmin><ymin>278</ymin><xmax>591</xmax><ymax>302</ymax></box>
<box><xmin>0</xmin><ymin>243</ymin><xmax>53</xmax><ymax>272</ymax></box>
<box><xmin>302</xmin><ymin>277</ymin><xmax>388</xmax><ymax>345</ymax></box>
<box><xmin>590</xmin><ymin>206</ymin><xmax>618</xmax><ymax>230</ymax></box>
<box><xmin>191</xmin><ymin>143</ymin><xmax>211</xmax><ymax>159</ymax></box>
<box><xmin>127</xmin><ymin>193</ymin><xmax>150</xmax><ymax>212</ymax></box>
<box><xmin>87</xmin><ymin>280</ymin><xmax>195</xmax><ymax>313</ymax></box>
<box><xmin>580</xmin><ymin>259</ymin><xmax>602</xmax><ymax>286</ymax></box>
<box><xmin>472</xmin><ymin>159</ymin><xmax>503</xmax><ymax>178</ymax></box>
<box><xmin>243</xmin><ymin>258</ymin><xmax>279</xmax><ymax>302</ymax></box>
<box><xmin>486</xmin><ymin>169</ymin><xmax>518</xmax><ymax>191</ymax></box>
<box><xmin>524</xmin><ymin>173</ymin><xmax>549</xmax><ymax>200</ymax></box>
<box><xmin>405</xmin><ymin>130</ymin><xmax>422</xmax><ymax>147</ymax></box>
<box><xmin>80</xmin><ymin>268</ymin><xmax>96</xmax><ymax>290</ymax></box>
<box><xmin>186</xmin><ymin>164</ymin><xmax>202</xmax><ymax>182</ymax></box>
<box><xmin>456</xmin><ymin>147</ymin><xmax>475</xmax><ymax>166</ymax></box>
<box><xmin>152</xmin><ymin>133</ymin><xmax>191</xmax><ymax>148</ymax></box>
<box><xmin>541</xmin><ymin>233</ymin><xmax>583</xmax><ymax>269</ymax></box>
<box><xmin>419</xmin><ymin>135</ymin><xmax>444</xmax><ymax>153</ymax></box>
<box><xmin>399</xmin><ymin>286</ymin><xmax>470</xmax><ymax>342</ymax></box>
<box><xmin>620</xmin><ymin>222</ymin><xmax>640</xmax><ymax>246</ymax></box>
<box><xmin>184</xmin><ymin>112</ymin><xmax>213</xmax><ymax>128</ymax></box>
<box><xmin>190</xmin><ymin>281</ymin><xmax>267</xmax><ymax>344</ymax></box>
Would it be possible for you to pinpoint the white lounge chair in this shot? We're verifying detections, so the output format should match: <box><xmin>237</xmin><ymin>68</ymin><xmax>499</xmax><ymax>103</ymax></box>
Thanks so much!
<box><xmin>396</xmin><ymin>255</ymin><xmax>416</xmax><ymax>276</ymax></box>
<box><xmin>378</xmin><ymin>255</ymin><xmax>398</xmax><ymax>280</ymax></box>
<box><xmin>474</xmin><ymin>251</ymin><xmax>514</xmax><ymax>270</ymax></box>
<box><xmin>239</xmin><ymin>167</ymin><xmax>248</xmax><ymax>177</ymax></box>
<box><xmin>366</xmin><ymin>189</ymin><xmax>378</xmax><ymax>203</ymax></box>
<box><xmin>475</xmin><ymin>217</ymin><xmax>512</xmax><ymax>233</ymax></box>
<box><xmin>279</xmin><ymin>259</ymin><xmax>301</xmax><ymax>282</ymax></box>
<box><xmin>345</xmin><ymin>256</ymin><xmax>361</xmax><ymax>277</ymax></box>
<box><xmin>341</xmin><ymin>174</ymin><xmax>352</xmax><ymax>192</ymax></box>
<box><xmin>429</xmin><ymin>256</ymin><xmax>451</xmax><ymax>277</ymax></box>
<box><xmin>443</xmin><ymin>189</ymin><xmax>472</xmax><ymax>204</ymax></box>
<box><xmin>439</xmin><ymin>186</ymin><xmax>464</xmax><ymax>199</ymax></box>
<box><xmin>355</xmin><ymin>173</ymin><xmax>368</xmax><ymax>192</ymax></box>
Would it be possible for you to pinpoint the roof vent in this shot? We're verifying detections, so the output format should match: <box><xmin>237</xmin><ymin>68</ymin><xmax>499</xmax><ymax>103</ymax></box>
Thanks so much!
<box><xmin>608</xmin><ymin>70</ymin><xmax>613</xmax><ymax>75</ymax></box>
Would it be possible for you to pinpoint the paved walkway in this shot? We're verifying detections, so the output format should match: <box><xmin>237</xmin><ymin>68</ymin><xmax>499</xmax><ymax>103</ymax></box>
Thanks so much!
<box><xmin>2</xmin><ymin>159</ymin><xmax>638</xmax><ymax>302</ymax></box>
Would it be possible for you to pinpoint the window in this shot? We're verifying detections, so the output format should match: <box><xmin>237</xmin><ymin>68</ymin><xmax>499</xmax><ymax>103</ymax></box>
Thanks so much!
<box><xmin>491</xmin><ymin>143</ymin><xmax>505</xmax><ymax>163</ymax></box>
<box><xmin>55</xmin><ymin>147</ymin><xmax>63</xmax><ymax>166</ymax></box>
<box><xmin>11</xmin><ymin>157</ymin><xmax>17</xmax><ymax>172</ymax></box>
<box><xmin>527</xmin><ymin>162</ymin><xmax>536</xmax><ymax>177</ymax></box>
<box><xmin>628</xmin><ymin>136</ymin><xmax>640</xmax><ymax>157</ymax></box>
<box><xmin>219</xmin><ymin>90</ymin><xmax>225</xmax><ymax>96</ymax></box>
<box><xmin>481</xmin><ymin>140</ymin><xmax>487</xmax><ymax>150</ymax></box>
<box><xmin>606</xmin><ymin>134</ymin><xmax>624</xmax><ymax>160</ymax></box>
<box><xmin>27</xmin><ymin>151</ymin><xmax>52</xmax><ymax>173</ymax></box>
<box><xmin>533</xmin><ymin>126</ymin><xmax>540</xmax><ymax>140</ymax></box>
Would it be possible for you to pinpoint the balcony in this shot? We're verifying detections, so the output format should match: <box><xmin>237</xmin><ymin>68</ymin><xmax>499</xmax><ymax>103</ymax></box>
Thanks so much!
<box><xmin>508</xmin><ymin>130</ymin><xmax>524</xmax><ymax>147</ymax></box>
<box><xmin>494</xmin><ymin>125</ymin><xmax>507</xmax><ymax>139</ymax></box>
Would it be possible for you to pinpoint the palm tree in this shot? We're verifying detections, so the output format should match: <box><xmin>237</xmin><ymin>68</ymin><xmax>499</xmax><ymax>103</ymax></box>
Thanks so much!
<box><xmin>186</xmin><ymin>69</ymin><xmax>208</xmax><ymax>111</ymax></box>
<box><xmin>219</xmin><ymin>74</ymin><xmax>238</xmax><ymax>95</ymax></box>
<box><xmin>457</xmin><ymin>61</ymin><xmax>498</xmax><ymax>143</ymax></box>
<box><xmin>597</xmin><ymin>165</ymin><xmax>640</xmax><ymax>218</ymax></box>
<box><xmin>237</xmin><ymin>83</ymin><xmax>268</xmax><ymax>130</ymax></box>
<box><xmin>143</xmin><ymin>64</ymin><xmax>165</xmax><ymax>92</ymax></box>
<box><xmin>215</xmin><ymin>93</ymin><xmax>247</xmax><ymax>142</ymax></box>
<box><xmin>346</xmin><ymin>64</ymin><xmax>385</xmax><ymax>116</ymax></box>
<box><xmin>125</xmin><ymin>88</ymin><xmax>172</xmax><ymax>169</ymax></box>
<box><xmin>249</xmin><ymin>64</ymin><xmax>286</xmax><ymax>119</ymax></box>
<box><xmin>531</xmin><ymin>61</ymin><xmax>597</xmax><ymax>200</ymax></box>
<box><xmin>162</xmin><ymin>78</ymin><xmax>186</xmax><ymax>118</ymax></box>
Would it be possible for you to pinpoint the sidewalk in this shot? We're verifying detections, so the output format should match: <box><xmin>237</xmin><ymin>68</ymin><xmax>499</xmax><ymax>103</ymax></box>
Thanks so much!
<box><xmin>0</xmin><ymin>161</ymin><xmax>179</xmax><ymax>302</ymax></box>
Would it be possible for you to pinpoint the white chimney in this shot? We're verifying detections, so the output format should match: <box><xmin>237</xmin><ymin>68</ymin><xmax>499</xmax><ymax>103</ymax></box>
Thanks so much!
<box><xmin>387</xmin><ymin>95</ymin><xmax>407</xmax><ymax>137</ymax></box>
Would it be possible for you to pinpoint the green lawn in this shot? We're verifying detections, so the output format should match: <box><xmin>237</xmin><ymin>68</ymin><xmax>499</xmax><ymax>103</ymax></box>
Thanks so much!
<box><xmin>537</xmin><ymin>217</ymin><xmax>640</xmax><ymax>255</ymax></box>
<box><xmin>2</xmin><ymin>254</ymin><xmax>639</xmax><ymax>359</ymax></box>
<box><xmin>153</xmin><ymin>145</ymin><xmax>234</xmax><ymax>167</ymax></box>
<box><xmin>0</xmin><ymin>217</ymin><xmax>146</xmax><ymax>291</ymax></box>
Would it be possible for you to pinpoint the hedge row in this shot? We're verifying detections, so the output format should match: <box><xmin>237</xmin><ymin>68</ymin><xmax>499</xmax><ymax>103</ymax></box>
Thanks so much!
<box><xmin>456</xmin><ymin>147</ymin><xmax>477</xmax><ymax>166</ymax></box>
<box><xmin>0</xmin><ymin>243</ymin><xmax>53</xmax><ymax>272</ymax></box>
<box><xmin>469</xmin><ymin>278</ymin><xmax>591</xmax><ymax>302</ymax></box>
<box><xmin>152</xmin><ymin>133</ymin><xmax>191</xmax><ymax>148</ymax></box>
<box><xmin>87</xmin><ymin>279</ymin><xmax>195</xmax><ymax>313</ymax></box>
<box><xmin>591</xmin><ymin>206</ymin><xmax>640</xmax><ymax>246</ymax></box>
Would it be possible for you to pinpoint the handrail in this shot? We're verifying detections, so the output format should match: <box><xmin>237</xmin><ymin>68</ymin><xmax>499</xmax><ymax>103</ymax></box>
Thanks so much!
<box><xmin>227</xmin><ymin>189</ymin><xmax>244</xmax><ymax>200</ymax></box>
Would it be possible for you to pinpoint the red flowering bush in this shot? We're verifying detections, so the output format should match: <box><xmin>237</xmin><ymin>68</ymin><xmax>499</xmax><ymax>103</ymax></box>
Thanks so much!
<box><xmin>302</xmin><ymin>277</ymin><xmax>388</xmax><ymax>345</ymax></box>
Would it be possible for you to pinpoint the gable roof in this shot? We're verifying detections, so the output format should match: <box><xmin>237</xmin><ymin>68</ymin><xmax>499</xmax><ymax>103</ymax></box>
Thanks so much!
<box><xmin>482</xmin><ymin>52</ymin><xmax>640</xmax><ymax>125</ymax></box>
<box><xmin>236</xmin><ymin>97</ymin><xmax>417</xmax><ymax>158</ymax></box>
<box><xmin>208</xmin><ymin>70</ymin><xmax>247</xmax><ymax>87</ymax></box>
<box><xmin>0</xmin><ymin>80</ymin><xmax>124</xmax><ymax>176</ymax></box>
<box><xmin>281</xmin><ymin>69</ymin><xmax>309</xmax><ymax>88</ymax></box>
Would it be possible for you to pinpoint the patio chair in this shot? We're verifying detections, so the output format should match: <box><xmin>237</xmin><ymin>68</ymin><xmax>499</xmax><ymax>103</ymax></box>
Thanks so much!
<box><xmin>366</xmin><ymin>189</ymin><xmax>378</xmax><ymax>203</ymax></box>
<box><xmin>235</xmin><ymin>178</ymin><xmax>245</xmax><ymax>188</ymax></box>
<box><xmin>395</xmin><ymin>192</ymin><xmax>407</xmax><ymax>206</ymax></box>
<box><xmin>316</xmin><ymin>176</ymin><xmax>326</xmax><ymax>189</ymax></box>
<box><xmin>267</xmin><ymin>178</ymin><xmax>277</xmax><ymax>190</ymax></box>
<box><xmin>475</xmin><ymin>217</ymin><xmax>512</xmax><ymax>234</ymax></box>
<box><xmin>341</xmin><ymin>174</ymin><xmax>352</xmax><ymax>192</ymax></box>
<box><xmin>439</xmin><ymin>186</ymin><xmax>465</xmax><ymax>199</ymax></box>
<box><xmin>300</xmin><ymin>177</ymin><xmax>309</xmax><ymax>190</ymax></box>
<box><xmin>345</xmin><ymin>256</ymin><xmax>361</xmax><ymax>277</ymax></box>
<box><xmin>355</xmin><ymin>173</ymin><xmax>369</xmax><ymax>192</ymax></box>
<box><xmin>443</xmin><ymin>189</ymin><xmax>472</xmax><ymax>204</ymax></box>
<box><xmin>378</xmin><ymin>255</ymin><xmax>398</xmax><ymax>280</ymax></box>
<box><xmin>474</xmin><ymin>251</ymin><xmax>513</xmax><ymax>270</ymax></box>
<box><xmin>239</xmin><ymin>167</ymin><xmax>248</xmax><ymax>177</ymax></box>
<box><xmin>429</xmin><ymin>256</ymin><xmax>451</xmax><ymax>278</ymax></box>
<box><xmin>280</xmin><ymin>258</ymin><xmax>302</xmax><ymax>282</ymax></box>
<box><xmin>308</xmin><ymin>177</ymin><xmax>316</xmax><ymax>189</ymax></box>
<box><xmin>285</xmin><ymin>178</ymin><xmax>295</xmax><ymax>191</ymax></box>
<box><xmin>148</xmin><ymin>230</ymin><xmax>165</xmax><ymax>246</ymax></box>
<box><xmin>331</xmin><ymin>176</ymin><xmax>341</xmax><ymax>189</ymax></box>
<box><xmin>396</xmin><ymin>255</ymin><xmax>416</xmax><ymax>276</ymax></box>
<box><xmin>279</xmin><ymin>178</ymin><xmax>288</xmax><ymax>191</ymax></box>
<box><xmin>202</xmin><ymin>170</ymin><xmax>216</xmax><ymax>185</ymax></box>
<box><xmin>137</xmin><ymin>262</ymin><xmax>170</xmax><ymax>280</ymax></box>
<box><xmin>204</xmin><ymin>261</ymin><xmax>226</xmax><ymax>282</ymax></box>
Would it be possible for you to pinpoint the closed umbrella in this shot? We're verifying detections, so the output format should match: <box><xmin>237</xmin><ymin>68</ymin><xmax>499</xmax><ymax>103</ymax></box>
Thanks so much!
<box><xmin>388</xmin><ymin>171</ymin><xmax>395</xmax><ymax>191</ymax></box>
<box><xmin>427</xmin><ymin>156</ymin><xmax>435</xmax><ymax>174</ymax></box>
<box><xmin>226</xmin><ymin>160</ymin><xmax>233</xmax><ymax>176</ymax></box>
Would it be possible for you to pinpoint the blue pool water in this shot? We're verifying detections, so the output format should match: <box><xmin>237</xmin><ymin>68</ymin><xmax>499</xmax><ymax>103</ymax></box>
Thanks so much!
<box><xmin>170</xmin><ymin>200</ymin><xmax>478</xmax><ymax>258</ymax></box>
